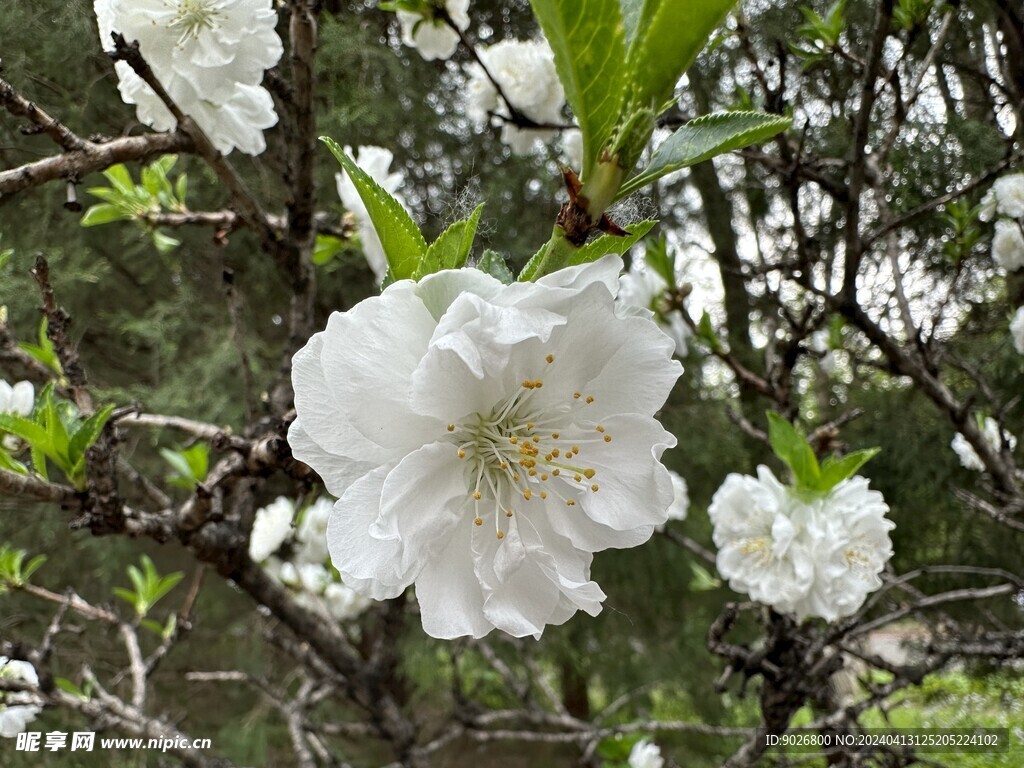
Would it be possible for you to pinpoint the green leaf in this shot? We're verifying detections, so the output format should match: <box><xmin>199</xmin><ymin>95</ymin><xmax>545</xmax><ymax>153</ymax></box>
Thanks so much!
<box><xmin>568</xmin><ymin>219</ymin><xmax>657</xmax><ymax>265</ymax></box>
<box><xmin>54</xmin><ymin>677</ymin><xmax>88</xmax><ymax>700</ymax></box>
<box><xmin>416</xmin><ymin>203</ymin><xmax>485</xmax><ymax>279</ymax></box>
<box><xmin>321</xmin><ymin>137</ymin><xmax>427</xmax><ymax>280</ymax></box>
<box><xmin>0</xmin><ymin>414</ymin><xmax>50</xmax><ymax>447</ymax></box>
<box><xmin>624</xmin><ymin>0</ymin><xmax>736</xmax><ymax>110</ymax></box>
<box><xmin>312</xmin><ymin>234</ymin><xmax>346</xmax><ymax>266</ymax></box>
<box><xmin>0</xmin><ymin>450</ymin><xmax>28</xmax><ymax>475</ymax></box>
<box><xmin>80</xmin><ymin>203</ymin><xmax>129</xmax><ymax>227</ymax></box>
<box><xmin>68</xmin><ymin>404</ymin><xmax>114</xmax><ymax>469</ymax></box>
<box><xmin>643</xmin><ymin>233</ymin><xmax>675</xmax><ymax>287</ymax></box>
<box><xmin>696</xmin><ymin>310</ymin><xmax>720</xmax><ymax>351</ymax></box>
<box><xmin>175</xmin><ymin>172</ymin><xmax>188</xmax><ymax>204</ymax></box>
<box><xmin>528</xmin><ymin>0</ymin><xmax>627</xmax><ymax>179</ymax></box>
<box><xmin>617</xmin><ymin>111</ymin><xmax>792</xmax><ymax>199</ymax></box>
<box><xmin>766</xmin><ymin>411</ymin><xmax>820</xmax><ymax>491</ymax></box>
<box><xmin>113</xmin><ymin>587</ymin><xmax>138</xmax><ymax>610</ymax></box>
<box><xmin>151</xmin><ymin>231</ymin><xmax>181</xmax><ymax>254</ymax></box>
<box><xmin>102</xmin><ymin>164</ymin><xmax>135</xmax><ymax>195</ymax></box>
<box><xmin>689</xmin><ymin>561</ymin><xmax>722</xmax><ymax>591</ymax></box>
<box><xmin>818</xmin><ymin>448</ymin><xmax>881</xmax><ymax>492</ymax></box>
<box><xmin>476</xmin><ymin>250</ymin><xmax>515</xmax><ymax>284</ymax></box>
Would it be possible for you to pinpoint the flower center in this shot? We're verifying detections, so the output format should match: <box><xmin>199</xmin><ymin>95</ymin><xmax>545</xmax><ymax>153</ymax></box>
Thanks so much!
<box><xmin>448</xmin><ymin>354</ymin><xmax>609</xmax><ymax>540</ymax></box>
<box><xmin>169</xmin><ymin>0</ymin><xmax>222</xmax><ymax>44</ymax></box>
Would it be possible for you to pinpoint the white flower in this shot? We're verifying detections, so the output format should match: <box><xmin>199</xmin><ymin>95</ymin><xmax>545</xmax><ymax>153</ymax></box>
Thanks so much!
<box><xmin>991</xmin><ymin>173</ymin><xmax>1024</xmax><ymax>220</ymax></box>
<box><xmin>465</xmin><ymin>39</ymin><xmax>565</xmax><ymax>154</ymax></box>
<box><xmin>95</xmin><ymin>0</ymin><xmax>281</xmax><ymax>155</ymax></box>
<box><xmin>249</xmin><ymin>497</ymin><xmax>294</xmax><ymax>562</ymax></box>
<box><xmin>397</xmin><ymin>0</ymin><xmax>470</xmax><ymax>61</ymax></box>
<box><xmin>992</xmin><ymin>220</ymin><xmax>1024</xmax><ymax>272</ymax></box>
<box><xmin>809</xmin><ymin>330</ymin><xmax>836</xmax><ymax>376</ymax></box>
<box><xmin>289</xmin><ymin>255</ymin><xmax>682</xmax><ymax>638</ymax></box>
<box><xmin>628</xmin><ymin>739</ymin><xmax>664</xmax><ymax>768</ymax></box>
<box><xmin>295</xmin><ymin>497</ymin><xmax>333</xmax><ymax>565</ymax></box>
<box><xmin>951</xmin><ymin>417</ymin><xmax>1018</xmax><ymax>472</ymax></box>
<box><xmin>616</xmin><ymin>262</ymin><xmax>690</xmax><ymax>357</ymax></box>
<box><xmin>709</xmin><ymin>466</ymin><xmax>894</xmax><ymax>622</ymax></box>
<box><xmin>1011</xmin><ymin>307</ymin><xmax>1024</xmax><ymax>356</ymax></box>
<box><xmin>0</xmin><ymin>380</ymin><xmax>34</xmax><ymax>417</ymax></box>
<box><xmin>323</xmin><ymin>582</ymin><xmax>372</xmax><ymax>622</ymax></box>
<box><xmin>978</xmin><ymin>188</ymin><xmax>997</xmax><ymax>223</ymax></box>
<box><xmin>0</xmin><ymin>658</ymin><xmax>41</xmax><ymax>738</ymax></box>
<box><xmin>335</xmin><ymin>146</ymin><xmax>408</xmax><ymax>283</ymax></box>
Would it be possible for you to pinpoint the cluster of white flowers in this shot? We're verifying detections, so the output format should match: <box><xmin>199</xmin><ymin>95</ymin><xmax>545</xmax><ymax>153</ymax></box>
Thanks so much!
<box><xmin>981</xmin><ymin>174</ymin><xmax>1024</xmax><ymax>272</ymax></box>
<box><xmin>1012</xmin><ymin>307</ymin><xmax>1024</xmax><ymax>356</ymax></box>
<box><xmin>249</xmin><ymin>497</ymin><xmax>371</xmax><ymax>623</ymax></box>
<box><xmin>0</xmin><ymin>658</ymin><xmax>41</xmax><ymax>738</ymax></box>
<box><xmin>290</xmin><ymin>255</ymin><xmax>682</xmax><ymax>639</ymax></box>
<box><xmin>335</xmin><ymin>146</ymin><xmax>409</xmax><ymax>284</ymax></box>
<box><xmin>709</xmin><ymin>466</ymin><xmax>894</xmax><ymax>622</ymax></box>
<box><xmin>93</xmin><ymin>0</ymin><xmax>282</xmax><ymax>155</ymax></box>
<box><xmin>628</xmin><ymin>739</ymin><xmax>664</xmax><ymax>768</ymax></box>
<box><xmin>616</xmin><ymin>260</ymin><xmax>691</xmax><ymax>357</ymax></box>
<box><xmin>951</xmin><ymin>417</ymin><xmax>1018</xmax><ymax>472</ymax></box>
<box><xmin>465</xmin><ymin>39</ymin><xmax>566</xmax><ymax>155</ymax></box>
<box><xmin>0</xmin><ymin>379</ymin><xmax>34</xmax><ymax>452</ymax></box>
<box><xmin>397</xmin><ymin>0</ymin><xmax>470</xmax><ymax>61</ymax></box>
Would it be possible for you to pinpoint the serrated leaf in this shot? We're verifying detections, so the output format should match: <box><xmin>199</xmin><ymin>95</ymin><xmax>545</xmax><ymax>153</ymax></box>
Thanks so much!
<box><xmin>0</xmin><ymin>450</ymin><xmax>28</xmax><ymax>475</ymax></box>
<box><xmin>625</xmin><ymin>0</ymin><xmax>736</xmax><ymax>111</ymax></box>
<box><xmin>818</xmin><ymin>448</ymin><xmax>880</xmax><ymax>492</ymax></box>
<box><xmin>476</xmin><ymin>250</ymin><xmax>515</xmax><ymax>284</ymax></box>
<box><xmin>416</xmin><ymin>203</ymin><xmax>485</xmax><ymax>279</ymax></box>
<box><xmin>766</xmin><ymin>412</ymin><xmax>820</xmax><ymax>491</ymax></box>
<box><xmin>321</xmin><ymin>137</ymin><xmax>427</xmax><ymax>280</ymax></box>
<box><xmin>102</xmin><ymin>164</ymin><xmax>134</xmax><ymax>195</ymax></box>
<box><xmin>568</xmin><ymin>219</ymin><xmax>657</xmax><ymax>266</ymax></box>
<box><xmin>617</xmin><ymin>111</ymin><xmax>792</xmax><ymax>199</ymax></box>
<box><xmin>0</xmin><ymin>414</ymin><xmax>50</xmax><ymax>447</ymax></box>
<box><xmin>80</xmin><ymin>203</ymin><xmax>129</xmax><ymax>227</ymax></box>
<box><xmin>68</xmin><ymin>404</ymin><xmax>114</xmax><ymax>469</ymax></box>
<box><xmin>528</xmin><ymin>0</ymin><xmax>627</xmax><ymax>180</ymax></box>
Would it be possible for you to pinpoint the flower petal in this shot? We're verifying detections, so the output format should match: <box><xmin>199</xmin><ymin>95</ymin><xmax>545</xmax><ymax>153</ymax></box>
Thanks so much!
<box><xmin>415</xmin><ymin>521</ymin><xmax>492</xmax><ymax>638</ymax></box>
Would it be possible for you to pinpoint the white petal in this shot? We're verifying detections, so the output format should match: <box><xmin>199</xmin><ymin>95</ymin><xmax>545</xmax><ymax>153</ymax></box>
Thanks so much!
<box><xmin>415</xmin><ymin>521</ymin><xmax>492</xmax><ymax>638</ymax></box>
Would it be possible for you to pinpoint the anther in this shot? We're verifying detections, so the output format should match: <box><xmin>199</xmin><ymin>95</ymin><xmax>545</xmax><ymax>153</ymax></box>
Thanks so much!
<box><xmin>586</xmin><ymin>396</ymin><xmax>594</xmax><ymax>404</ymax></box>
<box><xmin>474</xmin><ymin>517</ymin><xmax>483</xmax><ymax>526</ymax></box>
<box><xmin>552</xmin><ymin>448</ymin><xmax>560</xmax><ymax>457</ymax></box>
<box><xmin>591</xmin><ymin>484</ymin><xmax>599</xmax><ymax>492</ymax></box>
<box><xmin>583</xmin><ymin>469</ymin><xmax>596</xmax><ymax>479</ymax></box>
<box><xmin>540</xmin><ymin>491</ymin><xmax>548</xmax><ymax>499</ymax></box>
<box><xmin>551</xmin><ymin>432</ymin><xmax>559</xmax><ymax>439</ymax></box>
<box><xmin>574</xmin><ymin>474</ymin><xmax>582</xmax><ymax>482</ymax></box>
<box><xmin>604</xmin><ymin>435</ymin><xmax>612</xmax><ymax>442</ymax></box>
<box><xmin>546</xmin><ymin>354</ymin><xmax>554</xmax><ymax>363</ymax></box>
<box><xmin>509</xmin><ymin>436</ymin><xmax>518</xmax><ymax>444</ymax></box>
<box><xmin>497</xmin><ymin>530</ymin><xmax>505</xmax><ymax>539</ymax></box>
<box><xmin>573</xmin><ymin>392</ymin><xmax>581</xmax><ymax>399</ymax></box>
<box><xmin>473</xmin><ymin>491</ymin><xmax>482</xmax><ymax>500</ymax></box>
<box><xmin>447</xmin><ymin>424</ymin><xmax>455</xmax><ymax>432</ymax></box>
<box><xmin>552</xmin><ymin>469</ymin><xmax>560</xmax><ymax>476</ymax></box>
<box><xmin>523</xmin><ymin>490</ymin><xmax>532</xmax><ymax>500</ymax></box>
<box><xmin>458</xmin><ymin>449</ymin><xmax>466</xmax><ymax>459</ymax></box>
<box><xmin>572</xmin><ymin>445</ymin><xmax>580</xmax><ymax>454</ymax></box>
<box><xmin>540</xmin><ymin>473</ymin><xmax>548</xmax><ymax>481</ymax></box>
<box><xmin>506</xmin><ymin>509</ymin><xmax>513</xmax><ymax>517</ymax></box>
<box><xmin>566</xmin><ymin>499</ymin><xmax>576</xmax><ymax>506</ymax></box>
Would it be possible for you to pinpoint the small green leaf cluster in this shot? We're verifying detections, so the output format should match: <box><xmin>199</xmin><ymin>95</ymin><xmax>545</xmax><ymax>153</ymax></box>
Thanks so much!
<box><xmin>113</xmin><ymin>554</ymin><xmax>183</xmax><ymax>624</ymax></box>
<box><xmin>17</xmin><ymin>317</ymin><xmax>63</xmax><ymax>375</ymax></box>
<box><xmin>766</xmin><ymin>411</ymin><xmax>880</xmax><ymax>496</ymax></box>
<box><xmin>789</xmin><ymin>0</ymin><xmax>847</xmax><ymax>66</ymax></box>
<box><xmin>159</xmin><ymin>443</ymin><xmax>210</xmax><ymax>490</ymax></box>
<box><xmin>0</xmin><ymin>383</ymin><xmax>114</xmax><ymax>490</ymax></box>
<box><xmin>0</xmin><ymin>545</ymin><xmax>46</xmax><ymax>593</ymax></box>
<box><xmin>322</xmin><ymin>138</ymin><xmax>486</xmax><ymax>285</ymax></box>
<box><xmin>940</xmin><ymin>199</ymin><xmax>984</xmax><ymax>264</ymax></box>
<box><xmin>893</xmin><ymin>0</ymin><xmax>938</xmax><ymax>31</ymax></box>
<box><xmin>81</xmin><ymin>156</ymin><xmax>189</xmax><ymax>254</ymax></box>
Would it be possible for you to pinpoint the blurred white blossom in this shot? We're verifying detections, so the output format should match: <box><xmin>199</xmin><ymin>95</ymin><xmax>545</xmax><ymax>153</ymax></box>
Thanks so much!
<box><xmin>397</xmin><ymin>0</ymin><xmax>469</xmax><ymax>61</ymax></box>
<box><xmin>992</xmin><ymin>220</ymin><xmax>1024</xmax><ymax>272</ymax></box>
<box><xmin>709</xmin><ymin>466</ymin><xmax>894</xmax><ymax>622</ymax></box>
<box><xmin>951</xmin><ymin>417</ymin><xmax>1017</xmax><ymax>472</ymax></box>
<box><xmin>1011</xmin><ymin>307</ymin><xmax>1024</xmax><ymax>356</ymax></box>
<box><xmin>249</xmin><ymin>497</ymin><xmax>294</xmax><ymax>562</ymax></box>
<box><xmin>617</xmin><ymin>261</ymin><xmax>690</xmax><ymax>357</ymax></box>
<box><xmin>980</xmin><ymin>174</ymin><xmax>1024</xmax><ymax>221</ymax></box>
<box><xmin>465</xmin><ymin>38</ymin><xmax>565</xmax><ymax>155</ymax></box>
<box><xmin>289</xmin><ymin>256</ymin><xmax>682</xmax><ymax>638</ymax></box>
<box><xmin>0</xmin><ymin>658</ymin><xmax>41</xmax><ymax>738</ymax></box>
<box><xmin>628</xmin><ymin>739</ymin><xmax>664</xmax><ymax>768</ymax></box>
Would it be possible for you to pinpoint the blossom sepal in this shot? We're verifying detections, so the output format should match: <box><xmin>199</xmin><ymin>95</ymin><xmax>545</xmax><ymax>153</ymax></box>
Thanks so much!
<box><xmin>766</xmin><ymin>412</ymin><xmax>880</xmax><ymax>496</ymax></box>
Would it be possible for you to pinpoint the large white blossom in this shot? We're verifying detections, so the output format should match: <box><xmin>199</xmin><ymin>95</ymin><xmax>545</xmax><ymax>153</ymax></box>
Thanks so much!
<box><xmin>992</xmin><ymin>220</ymin><xmax>1024</xmax><ymax>272</ymax></box>
<box><xmin>335</xmin><ymin>146</ymin><xmax>408</xmax><ymax>283</ymax></box>
<box><xmin>616</xmin><ymin>261</ymin><xmax>690</xmax><ymax>357</ymax></box>
<box><xmin>628</xmin><ymin>739</ymin><xmax>664</xmax><ymax>768</ymax></box>
<box><xmin>951</xmin><ymin>417</ymin><xmax>1018</xmax><ymax>472</ymax></box>
<box><xmin>249</xmin><ymin>497</ymin><xmax>294</xmax><ymax>562</ymax></box>
<box><xmin>980</xmin><ymin>174</ymin><xmax>1024</xmax><ymax>222</ymax></box>
<box><xmin>1012</xmin><ymin>307</ymin><xmax>1024</xmax><ymax>356</ymax></box>
<box><xmin>94</xmin><ymin>0</ymin><xmax>281</xmax><ymax>155</ymax></box>
<box><xmin>397</xmin><ymin>0</ymin><xmax>470</xmax><ymax>61</ymax></box>
<box><xmin>465</xmin><ymin>39</ymin><xmax>565</xmax><ymax>155</ymax></box>
<box><xmin>709</xmin><ymin>466</ymin><xmax>894</xmax><ymax>622</ymax></box>
<box><xmin>290</xmin><ymin>256</ymin><xmax>682</xmax><ymax>638</ymax></box>
<box><xmin>0</xmin><ymin>658</ymin><xmax>41</xmax><ymax>738</ymax></box>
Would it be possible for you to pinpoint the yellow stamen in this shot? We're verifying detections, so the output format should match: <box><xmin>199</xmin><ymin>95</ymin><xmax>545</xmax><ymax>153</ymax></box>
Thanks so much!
<box><xmin>552</xmin><ymin>432</ymin><xmax>559</xmax><ymax>439</ymax></box>
<box><xmin>473</xmin><ymin>491</ymin><xmax>482</xmax><ymax>500</ymax></box>
<box><xmin>591</xmin><ymin>484</ymin><xmax>599</xmax><ymax>492</ymax></box>
<box><xmin>604</xmin><ymin>435</ymin><xmax>612</xmax><ymax>442</ymax></box>
<box><xmin>586</xmin><ymin>395</ymin><xmax>594</xmax><ymax>404</ymax></box>
<box><xmin>523</xmin><ymin>490</ymin><xmax>532</xmax><ymax>500</ymax></box>
<box><xmin>566</xmin><ymin>499</ymin><xmax>576</xmax><ymax>506</ymax></box>
<box><xmin>458</xmin><ymin>449</ymin><xmax>466</xmax><ymax>459</ymax></box>
<box><xmin>447</xmin><ymin>424</ymin><xmax>455</xmax><ymax>432</ymax></box>
<box><xmin>596</xmin><ymin>426</ymin><xmax>605</xmax><ymax>433</ymax></box>
<box><xmin>474</xmin><ymin>517</ymin><xmax>483</xmax><ymax>526</ymax></box>
<box><xmin>546</xmin><ymin>354</ymin><xmax>554</xmax><ymax>363</ymax></box>
<box><xmin>497</xmin><ymin>530</ymin><xmax>505</xmax><ymax>540</ymax></box>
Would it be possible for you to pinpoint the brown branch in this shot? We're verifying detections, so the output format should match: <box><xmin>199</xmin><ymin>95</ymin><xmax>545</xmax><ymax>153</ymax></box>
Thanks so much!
<box><xmin>0</xmin><ymin>131</ymin><xmax>193</xmax><ymax>201</ymax></box>
<box><xmin>0</xmin><ymin>75</ymin><xmax>88</xmax><ymax>152</ymax></box>
<box><xmin>0</xmin><ymin>467</ymin><xmax>77</xmax><ymax>504</ymax></box>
